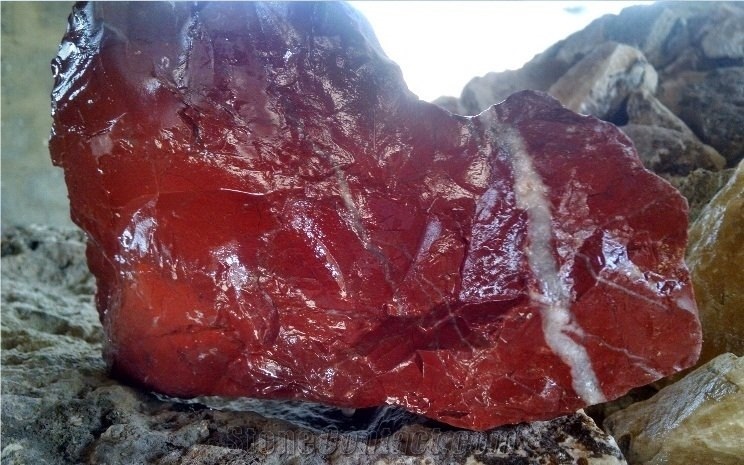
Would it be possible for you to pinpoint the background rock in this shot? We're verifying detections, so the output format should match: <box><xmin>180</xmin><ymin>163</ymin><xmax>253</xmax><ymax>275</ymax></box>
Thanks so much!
<box><xmin>1</xmin><ymin>226</ymin><xmax>628</xmax><ymax>464</ymax></box>
<box><xmin>447</xmin><ymin>3</ymin><xmax>744</xmax><ymax>113</ymax></box>
<box><xmin>548</xmin><ymin>42</ymin><xmax>658</xmax><ymax>120</ymax></box>
<box><xmin>686</xmin><ymin>160</ymin><xmax>744</xmax><ymax>364</ymax></box>
<box><xmin>699</xmin><ymin>4</ymin><xmax>744</xmax><ymax>61</ymax></box>
<box><xmin>456</xmin><ymin>67</ymin><xmax>553</xmax><ymax>117</ymax></box>
<box><xmin>619</xmin><ymin>124</ymin><xmax>724</xmax><ymax>175</ymax></box>
<box><xmin>659</xmin><ymin>67</ymin><xmax>744</xmax><ymax>166</ymax></box>
<box><xmin>439</xmin><ymin>1</ymin><xmax>742</xmax><ymax>192</ymax></box>
<box><xmin>625</xmin><ymin>89</ymin><xmax>695</xmax><ymax>135</ymax></box>
<box><xmin>604</xmin><ymin>353</ymin><xmax>744</xmax><ymax>465</ymax></box>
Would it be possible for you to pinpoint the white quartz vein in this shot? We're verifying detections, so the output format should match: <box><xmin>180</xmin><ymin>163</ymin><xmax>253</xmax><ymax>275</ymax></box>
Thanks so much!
<box><xmin>500</xmin><ymin>124</ymin><xmax>606</xmax><ymax>405</ymax></box>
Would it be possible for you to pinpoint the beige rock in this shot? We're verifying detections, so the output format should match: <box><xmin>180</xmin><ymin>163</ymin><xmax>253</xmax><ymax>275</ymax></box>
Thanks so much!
<box><xmin>604</xmin><ymin>354</ymin><xmax>744</xmax><ymax>465</ymax></box>
<box><xmin>549</xmin><ymin>42</ymin><xmax>657</xmax><ymax>119</ymax></box>
<box><xmin>687</xmin><ymin>160</ymin><xmax>744</xmax><ymax>363</ymax></box>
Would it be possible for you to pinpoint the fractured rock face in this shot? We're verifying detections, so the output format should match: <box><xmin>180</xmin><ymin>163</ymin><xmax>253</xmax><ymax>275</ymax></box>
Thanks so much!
<box><xmin>49</xmin><ymin>2</ymin><xmax>701</xmax><ymax>430</ymax></box>
<box><xmin>625</xmin><ymin>89</ymin><xmax>694</xmax><ymax>136</ymax></box>
<box><xmin>605</xmin><ymin>353</ymin><xmax>744</xmax><ymax>465</ymax></box>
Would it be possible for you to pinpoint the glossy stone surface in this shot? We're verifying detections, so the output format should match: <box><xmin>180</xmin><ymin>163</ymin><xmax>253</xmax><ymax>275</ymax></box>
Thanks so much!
<box><xmin>50</xmin><ymin>2</ymin><xmax>701</xmax><ymax>430</ymax></box>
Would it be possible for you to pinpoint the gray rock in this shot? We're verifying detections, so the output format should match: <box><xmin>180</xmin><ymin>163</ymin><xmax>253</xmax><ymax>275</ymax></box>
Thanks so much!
<box><xmin>659</xmin><ymin>67</ymin><xmax>744</xmax><ymax>167</ymax></box>
<box><xmin>625</xmin><ymin>89</ymin><xmax>693</xmax><ymax>135</ymax></box>
<box><xmin>604</xmin><ymin>354</ymin><xmax>744</xmax><ymax>465</ymax></box>
<box><xmin>431</xmin><ymin>95</ymin><xmax>465</xmax><ymax>115</ymax></box>
<box><xmin>458</xmin><ymin>67</ymin><xmax>551</xmax><ymax>115</ymax></box>
<box><xmin>0</xmin><ymin>226</ymin><xmax>628</xmax><ymax>464</ymax></box>
<box><xmin>535</xmin><ymin>2</ymin><xmax>744</xmax><ymax>76</ymax></box>
<box><xmin>700</xmin><ymin>4</ymin><xmax>744</xmax><ymax>60</ymax></box>
<box><xmin>548</xmin><ymin>42</ymin><xmax>658</xmax><ymax>119</ymax></box>
<box><xmin>620</xmin><ymin>124</ymin><xmax>725</xmax><ymax>175</ymax></box>
<box><xmin>622</xmin><ymin>89</ymin><xmax>729</xmax><ymax>180</ymax></box>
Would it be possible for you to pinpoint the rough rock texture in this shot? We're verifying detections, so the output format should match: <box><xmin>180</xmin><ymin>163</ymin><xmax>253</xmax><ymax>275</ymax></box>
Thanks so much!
<box><xmin>699</xmin><ymin>7</ymin><xmax>744</xmax><ymax>61</ymax></box>
<box><xmin>49</xmin><ymin>2</ymin><xmax>701</xmax><ymax>430</ymax></box>
<box><xmin>432</xmin><ymin>95</ymin><xmax>466</xmax><ymax>116</ymax></box>
<box><xmin>687</xmin><ymin>160</ymin><xmax>744</xmax><ymax>363</ymax></box>
<box><xmin>659</xmin><ymin>67</ymin><xmax>744</xmax><ymax>166</ymax></box>
<box><xmin>619</xmin><ymin>124</ymin><xmax>724</xmax><ymax>176</ymax></box>
<box><xmin>0</xmin><ymin>226</ymin><xmax>630</xmax><ymax>465</ymax></box>
<box><xmin>621</xmin><ymin>89</ymin><xmax>725</xmax><ymax>177</ymax></box>
<box><xmin>624</xmin><ymin>90</ymin><xmax>692</xmax><ymax>135</ymax></box>
<box><xmin>548</xmin><ymin>42</ymin><xmax>658</xmax><ymax>120</ymax></box>
<box><xmin>604</xmin><ymin>353</ymin><xmax>744</xmax><ymax>465</ymax></box>
<box><xmin>667</xmin><ymin>168</ymin><xmax>735</xmax><ymax>221</ymax></box>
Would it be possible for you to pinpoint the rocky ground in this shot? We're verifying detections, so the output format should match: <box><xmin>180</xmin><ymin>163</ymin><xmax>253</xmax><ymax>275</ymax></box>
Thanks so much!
<box><xmin>2</xmin><ymin>1</ymin><xmax>743</xmax><ymax>464</ymax></box>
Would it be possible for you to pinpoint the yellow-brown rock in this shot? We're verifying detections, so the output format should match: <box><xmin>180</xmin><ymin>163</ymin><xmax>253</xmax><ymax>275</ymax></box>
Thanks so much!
<box><xmin>687</xmin><ymin>160</ymin><xmax>744</xmax><ymax>363</ymax></box>
<box><xmin>604</xmin><ymin>353</ymin><xmax>744</xmax><ymax>465</ymax></box>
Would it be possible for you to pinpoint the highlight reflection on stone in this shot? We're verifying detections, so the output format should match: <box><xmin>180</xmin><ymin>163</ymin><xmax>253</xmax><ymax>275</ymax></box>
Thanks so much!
<box><xmin>50</xmin><ymin>2</ymin><xmax>701</xmax><ymax>430</ymax></box>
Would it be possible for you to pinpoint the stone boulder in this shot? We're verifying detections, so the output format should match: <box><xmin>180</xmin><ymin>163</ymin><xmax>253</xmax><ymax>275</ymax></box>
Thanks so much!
<box><xmin>446</xmin><ymin>2</ymin><xmax>744</xmax><ymax>114</ymax></box>
<box><xmin>699</xmin><ymin>4</ymin><xmax>744</xmax><ymax>62</ymax></box>
<box><xmin>548</xmin><ymin>42</ymin><xmax>658</xmax><ymax>120</ymax></box>
<box><xmin>687</xmin><ymin>160</ymin><xmax>744</xmax><ymax>363</ymax></box>
<box><xmin>604</xmin><ymin>353</ymin><xmax>744</xmax><ymax>465</ymax></box>
<box><xmin>620</xmin><ymin>124</ymin><xmax>724</xmax><ymax>175</ymax></box>
<box><xmin>620</xmin><ymin>89</ymin><xmax>725</xmax><ymax>176</ymax></box>
<box><xmin>659</xmin><ymin>67</ymin><xmax>744</xmax><ymax>166</ymax></box>
<box><xmin>625</xmin><ymin>89</ymin><xmax>695</xmax><ymax>135</ymax></box>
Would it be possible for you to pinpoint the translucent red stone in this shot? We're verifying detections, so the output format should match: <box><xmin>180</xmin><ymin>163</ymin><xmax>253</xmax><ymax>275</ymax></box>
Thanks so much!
<box><xmin>50</xmin><ymin>2</ymin><xmax>701</xmax><ymax>430</ymax></box>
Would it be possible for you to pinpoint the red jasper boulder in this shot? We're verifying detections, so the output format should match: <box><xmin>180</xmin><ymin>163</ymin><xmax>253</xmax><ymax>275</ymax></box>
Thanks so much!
<box><xmin>50</xmin><ymin>2</ymin><xmax>701</xmax><ymax>430</ymax></box>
